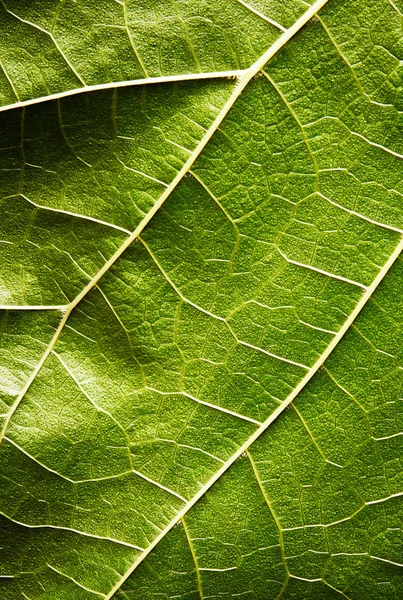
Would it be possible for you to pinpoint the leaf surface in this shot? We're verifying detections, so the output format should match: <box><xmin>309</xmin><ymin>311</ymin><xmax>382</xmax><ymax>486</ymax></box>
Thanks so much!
<box><xmin>0</xmin><ymin>0</ymin><xmax>402</xmax><ymax>598</ymax></box>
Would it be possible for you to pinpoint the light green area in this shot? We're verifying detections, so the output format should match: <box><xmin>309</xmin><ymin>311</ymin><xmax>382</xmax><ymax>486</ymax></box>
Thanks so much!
<box><xmin>0</xmin><ymin>197</ymin><xmax>127</xmax><ymax>305</ymax></box>
<box><xmin>264</xmin><ymin>9</ymin><xmax>403</xmax><ymax>230</ymax></box>
<box><xmin>0</xmin><ymin>309</ymin><xmax>61</xmax><ymax>423</ymax></box>
<box><xmin>0</xmin><ymin>79</ymin><xmax>235</xmax><ymax>304</ymax></box>
<box><xmin>0</xmin><ymin>0</ymin><xmax>280</xmax><ymax>105</ymax></box>
<box><xmin>242</xmin><ymin>0</ymin><xmax>315</xmax><ymax>28</ymax></box>
<box><xmin>0</xmin><ymin>0</ymin><xmax>402</xmax><ymax>599</ymax></box>
<box><xmin>0</xmin><ymin>514</ymin><xmax>139</xmax><ymax>599</ymax></box>
<box><xmin>120</xmin><ymin>247</ymin><xmax>403</xmax><ymax>600</ymax></box>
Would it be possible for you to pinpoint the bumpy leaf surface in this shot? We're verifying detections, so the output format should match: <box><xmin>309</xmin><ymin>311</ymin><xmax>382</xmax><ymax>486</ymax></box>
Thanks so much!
<box><xmin>0</xmin><ymin>0</ymin><xmax>402</xmax><ymax>598</ymax></box>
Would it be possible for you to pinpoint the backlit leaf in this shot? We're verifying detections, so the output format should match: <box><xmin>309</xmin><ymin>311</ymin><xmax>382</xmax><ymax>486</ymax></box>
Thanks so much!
<box><xmin>0</xmin><ymin>1</ymin><xmax>402</xmax><ymax>598</ymax></box>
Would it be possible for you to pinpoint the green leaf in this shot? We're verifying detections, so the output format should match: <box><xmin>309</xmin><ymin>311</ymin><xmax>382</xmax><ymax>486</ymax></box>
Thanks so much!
<box><xmin>0</xmin><ymin>0</ymin><xmax>402</xmax><ymax>598</ymax></box>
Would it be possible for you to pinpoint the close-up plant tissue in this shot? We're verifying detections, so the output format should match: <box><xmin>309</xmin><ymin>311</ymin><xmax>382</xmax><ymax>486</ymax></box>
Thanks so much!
<box><xmin>0</xmin><ymin>0</ymin><xmax>402</xmax><ymax>598</ymax></box>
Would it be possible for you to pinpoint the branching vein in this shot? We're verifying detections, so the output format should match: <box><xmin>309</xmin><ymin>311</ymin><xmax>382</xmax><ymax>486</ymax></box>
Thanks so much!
<box><xmin>2</xmin><ymin>0</ymin><xmax>402</xmax><ymax>597</ymax></box>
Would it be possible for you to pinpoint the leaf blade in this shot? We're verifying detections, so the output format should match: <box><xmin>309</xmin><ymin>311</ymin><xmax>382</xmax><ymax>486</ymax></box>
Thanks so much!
<box><xmin>0</xmin><ymin>0</ymin><xmax>402</xmax><ymax>598</ymax></box>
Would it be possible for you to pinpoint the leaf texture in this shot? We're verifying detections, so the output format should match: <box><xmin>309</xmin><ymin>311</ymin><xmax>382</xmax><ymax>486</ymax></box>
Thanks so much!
<box><xmin>0</xmin><ymin>0</ymin><xmax>402</xmax><ymax>599</ymax></box>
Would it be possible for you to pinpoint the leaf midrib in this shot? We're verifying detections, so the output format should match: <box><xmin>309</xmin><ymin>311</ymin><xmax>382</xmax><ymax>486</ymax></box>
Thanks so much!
<box><xmin>6</xmin><ymin>1</ymin><xmax>401</xmax><ymax>597</ymax></box>
<box><xmin>103</xmin><ymin>234</ymin><xmax>403</xmax><ymax>599</ymax></box>
<box><xmin>0</xmin><ymin>0</ymin><xmax>328</xmax><ymax>441</ymax></box>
